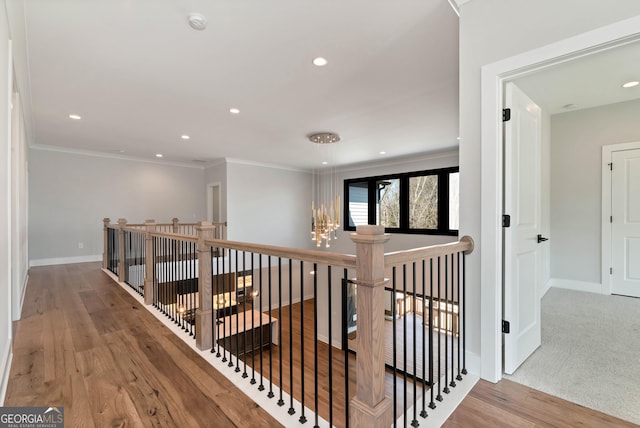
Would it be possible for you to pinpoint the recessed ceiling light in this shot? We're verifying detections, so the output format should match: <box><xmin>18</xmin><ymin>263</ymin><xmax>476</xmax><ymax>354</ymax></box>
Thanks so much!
<box><xmin>562</xmin><ymin>103</ymin><xmax>577</xmax><ymax>109</ymax></box>
<box><xmin>379</xmin><ymin>151</ymin><xmax>386</xmax><ymax>155</ymax></box>
<box><xmin>456</xmin><ymin>137</ymin><xmax>460</xmax><ymax>140</ymax></box>
<box><xmin>181</xmin><ymin>135</ymin><xmax>190</xmax><ymax>140</ymax></box>
<box><xmin>69</xmin><ymin>114</ymin><xmax>81</xmax><ymax>120</ymax></box>
<box><xmin>155</xmin><ymin>153</ymin><xmax>163</xmax><ymax>158</ymax></box>
<box><xmin>322</xmin><ymin>161</ymin><xmax>328</xmax><ymax>165</ymax></box>
<box><xmin>313</xmin><ymin>57</ymin><xmax>328</xmax><ymax>67</ymax></box>
<box><xmin>229</xmin><ymin>108</ymin><xmax>240</xmax><ymax>114</ymax></box>
<box><xmin>622</xmin><ymin>81</ymin><xmax>639</xmax><ymax>88</ymax></box>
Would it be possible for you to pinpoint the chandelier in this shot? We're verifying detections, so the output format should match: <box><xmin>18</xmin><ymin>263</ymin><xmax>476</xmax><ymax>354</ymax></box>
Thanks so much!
<box><xmin>309</xmin><ymin>132</ymin><xmax>341</xmax><ymax>248</ymax></box>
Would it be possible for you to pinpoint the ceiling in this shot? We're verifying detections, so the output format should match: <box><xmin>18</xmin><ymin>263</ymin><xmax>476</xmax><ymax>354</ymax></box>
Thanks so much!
<box><xmin>515</xmin><ymin>40</ymin><xmax>640</xmax><ymax>115</ymax></box>
<box><xmin>7</xmin><ymin>0</ymin><xmax>461</xmax><ymax>170</ymax></box>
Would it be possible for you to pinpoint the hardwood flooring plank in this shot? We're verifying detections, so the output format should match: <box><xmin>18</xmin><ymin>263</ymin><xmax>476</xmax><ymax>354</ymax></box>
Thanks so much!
<box><xmin>8</xmin><ymin>262</ymin><xmax>632</xmax><ymax>428</ymax></box>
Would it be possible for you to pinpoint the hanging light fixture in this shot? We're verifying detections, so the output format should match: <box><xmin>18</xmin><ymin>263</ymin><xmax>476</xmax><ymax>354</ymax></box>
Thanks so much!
<box><xmin>309</xmin><ymin>132</ymin><xmax>341</xmax><ymax>248</ymax></box>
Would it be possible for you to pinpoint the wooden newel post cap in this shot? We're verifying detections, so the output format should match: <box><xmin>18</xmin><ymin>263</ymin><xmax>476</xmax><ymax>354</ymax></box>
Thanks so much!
<box><xmin>103</xmin><ymin>218</ymin><xmax>110</xmax><ymax>225</ymax></box>
<box><xmin>117</xmin><ymin>218</ymin><xmax>127</xmax><ymax>226</ymax></box>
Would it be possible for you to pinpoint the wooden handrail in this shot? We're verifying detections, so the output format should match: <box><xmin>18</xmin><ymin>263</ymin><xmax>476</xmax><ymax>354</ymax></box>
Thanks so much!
<box><xmin>149</xmin><ymin>230</ymin><xmax>198</xmax><ymax>243</ymax></box>
<box><xmin>384</xmin><ymin>235</ymin><xmax>474</xmax><ymax>267</ymax></box>
<box><xmin>204</xmin><ymin>238</ymin><xmax>357</xmax><ymax>269</ymax></box>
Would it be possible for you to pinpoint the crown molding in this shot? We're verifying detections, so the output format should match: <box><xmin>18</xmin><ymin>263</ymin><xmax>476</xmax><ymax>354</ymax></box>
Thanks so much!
<box><xmin>29</xmin><ymin>144</ymin><xmax>206</xmax><ymax>169</ymax></box>
<box><xmin>337</xmin><ymin>147</ymin><xmax>459</xmax><ymax>174</ymax></box>
<box><xmin>224</xmin><ymin>157</ymin><xmax>308</xmax><ymax>173</ymax></box>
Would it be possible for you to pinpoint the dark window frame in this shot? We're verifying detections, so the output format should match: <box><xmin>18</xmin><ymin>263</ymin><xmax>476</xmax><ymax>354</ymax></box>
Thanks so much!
<box><xmin>343</xmin><ymin>166</ymin><xmax>459</xmax><ymax>236</ymax></box>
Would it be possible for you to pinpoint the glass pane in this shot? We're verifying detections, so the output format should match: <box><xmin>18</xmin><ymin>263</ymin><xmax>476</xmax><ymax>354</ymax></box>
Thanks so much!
<box><xmin>376</xmin><ymin>179</ymin><xmax>400</xmax><ymax>228</ymax></box>
<box><xmin>409</xmin><ymin>175</ymin><xmax>438</xmax><ymax>229</ymax></box>
<box><xmin>347</xmin><ymin>182</ymin><xmax>369</xmax><ymax>227</ymax></box>
<box><xmin>449</xmin><ymin>172</ymin><xmax>460</xmax><ymax>230</ymax></box>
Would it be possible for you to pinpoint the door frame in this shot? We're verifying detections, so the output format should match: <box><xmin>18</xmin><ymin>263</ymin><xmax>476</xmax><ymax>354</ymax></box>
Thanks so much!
<box><xmin>479</xmin><ymin>17</ymin><xmax>640</xmax><ymax>382</ymax></box>
<box><xmin>206</xmin><ymin>182</ymin><xmax>222</xmax><ymax>223</ymax></box>
<box><xmin>602</xmin><ymin>141</ymin><xmax>640</xmax><ymax>295</ymax></box>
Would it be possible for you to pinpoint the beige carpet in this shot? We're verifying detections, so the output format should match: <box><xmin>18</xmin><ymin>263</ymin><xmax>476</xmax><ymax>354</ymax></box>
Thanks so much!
<box><xmin>504</xmin><ymin>287</ymin><xmax>640</xmax><ymax>424</ymax></box>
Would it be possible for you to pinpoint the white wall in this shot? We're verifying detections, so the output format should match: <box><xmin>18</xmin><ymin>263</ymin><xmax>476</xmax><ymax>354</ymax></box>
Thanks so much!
<box><xmin>0</xmin><ymin>3</ymin><xmax>13</xmax><ymax>404</ymax></box>
<box><xmin>550</xmin><ymin>99</ymin><xmax>640</xmax><ymax>286</ymax></box>
<box><xmin>459</xmin><ymin>0</ymin><xmax>640</xmax><ymax>381</ymax></box>
<box><xmin>28</xmin><ymin>148</ymin><xmax>206</xmax><ymax>265</ymax></box>
<box><xmin>10</xmin><ymin>92</ymin><xmax>28</xmax><ymax>321</ymax></box>
<box><xmin>226</xmin><ymin>160</ymin><xmax>311</xmax><ymax>249</ymax></box>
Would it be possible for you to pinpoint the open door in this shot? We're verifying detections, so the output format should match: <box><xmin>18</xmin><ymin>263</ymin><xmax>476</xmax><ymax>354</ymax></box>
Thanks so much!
<box><xmin>503</xmin><ymin>82</ymin><xmax>543</xmax><ymax>374</ymax></box>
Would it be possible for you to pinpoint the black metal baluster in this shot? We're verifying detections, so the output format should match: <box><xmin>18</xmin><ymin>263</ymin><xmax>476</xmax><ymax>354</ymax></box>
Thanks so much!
<box><xmin>343</xmin><ymin>268</ymin><xmax>350</xmax><ymax>428</ymax></box>
<box><xmin>235</xmin><ymin>250</ymin><xmax>240</xmax><ymax>372</ymax></box>
<box><xmin>227</xmin><ymin>247</ymin><xmax>233</xmax><ymax>367</ymax></box>
<box><xmin>267</xmin><ymin>257</ymin><xmax>274</xmax><ymax>398</ymax></box>
<box><xmin>221</xmin><ymin>246</ymin><xmax>228</xmax><ymax>364</ymax></box>
<box><xmin>421</xmin><ymin>259</ymin><xmax>428</xmax><ymax>419</ymax></box>
<box><xmin>429</xmin><ymin>257</ymin><xmax>435</xmax><ymax>409</ymax></box>
<box><xmin>250</xmin><ymin>252</ymin><xmax>257</xmax><ymax>385</ymax></box>
<box><xmin>450</xmin><ymin>253</ymin><xmax>457</xmax><ymax>388</ymax></box>
<box><xmin>288</xmin><ymin>260</ymin><xmax>295</xmax><ymax>415</ymax></box>
<box><xmin>411</xmin><ymin>262</ymin><xmax>418</xmax><ymax>427</ymax></box>
<box><xmin>461</xmin><ymin>253</ymin><xmax>467</xmax><ymax>376</ymax></box>
<box><xmin>444</xmin><ymin>255</ymin><xmax>450</xmax><ymax>394</ymax></box>
<box><xmin>328</xmin><ymin>265</ymin><xmax>333</xmax><ymax>427</ymax></box>
<box><xmin>392</xmin><ymin>266</ymin><xmax>397</xmax><ymax>428</ymax></box>
<box><xmin>152</xmin><ymin>236</ymin><xmax>157</xmax><ymax>309</ymax></box>
<box><xmin>242</xmin><ymin>251</ymin><xmax>248</xmax><ymax>378</ymax></box>
<box><xmin>299</xmin><ymin>260</ymin><xmax>307</xmax><ymax>424</ymax></box>
<box><xmin>258</xmin><ymin>255</ymin><xmax>264</xmax><ymax>392</ymax></box>
<box><xmin>277</xmin><ymin>257</ymin><xmax>284</xmax><ymax>406</ymax></box>
<box><xmin>403</xmin><ymin>264</ymin><xmax>408</xmax><ymax>428</ymax></box>
<box><xmin>313</xmin><ymin>263</ymin><xmax>319</xmax><ymax>428</ymax></box>
<box><xmin>436</xmin><ymin>256</ymin><xmax>443</xmax><ymax>402</ymax></box>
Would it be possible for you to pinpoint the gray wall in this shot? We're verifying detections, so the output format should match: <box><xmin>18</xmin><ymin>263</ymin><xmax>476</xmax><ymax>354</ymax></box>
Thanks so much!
<box><xmin>28</xmin><ymin>148</ymin><xmax>206</xmax><ymax>264</ymax></box>
<box><xmin>551</xmin><ymin>99</ymin><xmax>640</xmax><ymax>284</ymax></box>
<box><xmin>459</xmin><ymin>0</ymin><xmax>640</xmax><ymax>379</ymax></box>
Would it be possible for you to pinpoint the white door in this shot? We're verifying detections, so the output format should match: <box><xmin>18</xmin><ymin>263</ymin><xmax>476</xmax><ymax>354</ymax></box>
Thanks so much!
<box><xmin>611</xmin><ymin>148</ymin><xmax>640</xmax><ymax>297</ymax></box>
<box><xmin>503</xmin><ymin>83</ymin><xmax>543</xmax><ymax>375</ymax></box>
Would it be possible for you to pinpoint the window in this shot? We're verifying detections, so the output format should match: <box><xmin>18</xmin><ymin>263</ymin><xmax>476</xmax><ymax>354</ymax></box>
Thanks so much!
<box><xmin>344</xmin><ymin>167</ymin><xmax>459</xmax><ymax>235</ymax></box>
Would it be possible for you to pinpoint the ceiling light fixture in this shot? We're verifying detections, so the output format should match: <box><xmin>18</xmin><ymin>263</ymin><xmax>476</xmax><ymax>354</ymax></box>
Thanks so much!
<box><xmin>379</xmin><ymin>151</ymin><xmax>386</xmax><ymax>155</ymax></box>
<box><xmin>229</xmin><ymin>108</ymin><xmax>240</xmax><ymax>114</ymax></box>
<box><xmin>308</xmin><ymin>132</ymin><xmax>340</xmax><ymax>144</ymax></box>
<box><xmin>313</xmin><ymin>57</ymin><xmax>328</xmax><ymax>67</ymax></box>
<box><xmin>622</xmin><ymin>81</ymin><xmax>639</xmax><ymax>88</ymax></box>
<box><xmin>308</xmin><ymin>132</ymin><xmax>340</xmax><ymax>247</ymax></box>
<box><xmin>155</xmin><ymin>153</ymin><xmax>163</xmax><ymax>158</ymax></box>
<box><xmin>181</xmin><ymin>135</ymin><xmax>190</xmax><ymax>140</ymax></box>
<box><xmin>188</xmin><ymin>13</ymin><xmax>207</xmax><ymax>31</ymax></box>
<box><xmin>69</xmin><ymin>114</ymin><xmax>81</xmax><ymax>120</ymax></box>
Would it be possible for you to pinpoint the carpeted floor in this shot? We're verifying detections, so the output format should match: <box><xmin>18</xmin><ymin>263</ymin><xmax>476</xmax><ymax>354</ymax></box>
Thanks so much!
<box><xmin>504</xmin><ymin>287</ymin><xmax>640</xmax><ymax>425</ymax></box>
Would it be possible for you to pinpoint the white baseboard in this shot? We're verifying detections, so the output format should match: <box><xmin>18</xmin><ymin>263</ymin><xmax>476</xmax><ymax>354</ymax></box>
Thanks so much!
<box><xmin>541</xmin><ymin>278</ymin><xmax>552</xmax><ymax>298</ymax></box>
<box><xmin>13</xmin><ymin>273</ymin><xmax>29</xmax><ymax>321</ymax></box>
<box><xmin>549</xmin><ymin>278</ymin><xmax>605</xmax><ymax>295</ymax></box>
<box><xmin>29</xmin><ymin>254</ymin><xmax>102</xmax><ymax>267</ymax></box>
<box><xmin>0</xmin><ymin>339</ymin><xmax>13</xmax><ymax>405</ymax></box>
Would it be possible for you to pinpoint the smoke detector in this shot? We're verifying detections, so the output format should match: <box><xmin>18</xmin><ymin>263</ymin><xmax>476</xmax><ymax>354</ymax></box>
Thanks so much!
<box><xmin>188</xmin><ymin>13</ymin><xmax>207</xmax><ymax>31</ymax></box>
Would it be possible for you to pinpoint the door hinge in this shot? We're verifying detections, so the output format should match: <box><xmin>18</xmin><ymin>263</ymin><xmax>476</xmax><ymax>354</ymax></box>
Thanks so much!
<box><xmin>609</xmin><ymin>162</ymin><xmax>613</xmax><ymax>171</ymax></box>
<box><xmin>610</xmin><ymin>267</ymin><xmax>613</xmax><ymax>275</ymax></box>
<box><xmin>502</xmin><ymin>320</ymin><xmax>510</xmax><ymax>334</ymax></box>
<box><xmin>502</xmin><ymin>108</ymin><xmax>511</xmax><ymax>122</ymax></box>
<box><xmin>502</xmin><ymin>214</ymin><xmax>511</xmax><ymax>228</ymax></box>
<box><xmin>610</xmin><ymin>216</ymin><xmax>613</xmax><ymax>223</ymax></box>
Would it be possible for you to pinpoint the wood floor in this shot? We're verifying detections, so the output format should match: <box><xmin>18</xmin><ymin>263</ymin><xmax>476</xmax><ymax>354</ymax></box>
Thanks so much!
<box><xmin>6</xmin><ymin>262</ymin><xmax>636</xmax><ymax>427</ymax></box>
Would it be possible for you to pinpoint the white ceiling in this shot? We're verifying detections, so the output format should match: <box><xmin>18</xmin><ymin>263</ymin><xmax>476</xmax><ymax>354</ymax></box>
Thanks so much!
<box><xmin>8</xmin><ymin>0</ymin><xmax>461</xmax><ymax>170</ymax></box>
<box><xmin>515</xmin><ymin>41</ymin><xmax>640</xmax><ymax>115</ymax></box>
